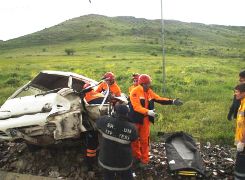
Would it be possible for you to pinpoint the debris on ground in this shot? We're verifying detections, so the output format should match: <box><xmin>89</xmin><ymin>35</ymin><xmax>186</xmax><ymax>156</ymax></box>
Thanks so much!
<box><xmin>0</xmin><ymin>140</ymin><xmax>235</xmax><ymax>179</ymax></box>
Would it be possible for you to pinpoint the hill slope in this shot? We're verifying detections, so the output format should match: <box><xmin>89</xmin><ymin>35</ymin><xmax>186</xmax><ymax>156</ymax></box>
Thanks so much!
<box><xmin>0</xmin><ymin>14</ymin><xmax>244</xmax><ymax>58</ymax></box>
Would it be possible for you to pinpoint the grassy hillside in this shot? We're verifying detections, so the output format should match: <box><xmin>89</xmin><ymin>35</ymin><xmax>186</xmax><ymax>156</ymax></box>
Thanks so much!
<box><xmin>0</xmin><ymin>14</ymin><xmax>245</xmax><ymax>144</ymax></box>
<box><xmin>0</xmin><ymin>14</ymin><xmax>245</xmax><ymax>58</ymax></box>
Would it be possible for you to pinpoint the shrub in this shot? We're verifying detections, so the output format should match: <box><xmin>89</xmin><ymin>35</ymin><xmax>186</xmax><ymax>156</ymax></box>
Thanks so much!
<box><xmin>65</xmin><ymin>49</ymin><xmax>75</xmax><ymax>56</ymax></box>
<box><xmin>150</xmin><ymin>52</ymin><xmax>158</xmax><ymax>56</ymax></box>
<box><xmin>5</xmin><ymin>78</ymin><xmax>20</xmax><ymax>86</ymax></box>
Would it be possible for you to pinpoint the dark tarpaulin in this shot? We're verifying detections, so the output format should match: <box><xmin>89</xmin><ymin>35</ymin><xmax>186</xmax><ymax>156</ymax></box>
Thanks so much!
<box><xmin>165</xmin><ymin>132</ymin><xmax>205</xmax><ymax>177</ymax></box>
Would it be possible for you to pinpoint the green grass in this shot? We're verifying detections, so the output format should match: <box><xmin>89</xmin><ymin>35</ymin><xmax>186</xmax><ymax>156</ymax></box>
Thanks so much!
<box><xmin>0</xmin><ymin>14</ymin><xmax>245</xmax><ymax>145</ymax></box>
<box><xmin>0</xmin><ymin>54</ymin><xmax>243</xmax><ymax>144</ymax></box>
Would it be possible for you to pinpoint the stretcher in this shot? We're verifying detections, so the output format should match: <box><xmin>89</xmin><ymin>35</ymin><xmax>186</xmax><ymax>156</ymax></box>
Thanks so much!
<box><xmin>165</xmin><ymin>132</ymin><xmax>206</xmax><ymax>178</ymax></box>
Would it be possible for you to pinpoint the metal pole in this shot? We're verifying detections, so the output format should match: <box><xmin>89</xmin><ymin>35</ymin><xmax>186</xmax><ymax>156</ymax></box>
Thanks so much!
<box><xmin>161</xmin><ymin>0</ymin><xmax>166</xmax><ymax>94</ymax></box>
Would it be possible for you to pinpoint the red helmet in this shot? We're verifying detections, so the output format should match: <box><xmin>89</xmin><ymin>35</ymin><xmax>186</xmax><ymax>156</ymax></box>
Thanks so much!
<box><xmin>132</xmin><ymin>73</ymin><xmax>140</xmax><ymax>80</ymax></box>
<box><xmin>103</xmin><ymin>72</ymin><xmax>115</xmax><ymax>81</ymax></box>
<box><xmin>138</xmin><ymin>74</ymin><xmax>151</xmax><ymax>85</ymax></box>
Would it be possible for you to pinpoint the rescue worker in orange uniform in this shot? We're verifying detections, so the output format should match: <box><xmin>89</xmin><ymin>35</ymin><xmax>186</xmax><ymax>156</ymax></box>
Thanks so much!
<box><xmin>82</xmin><ymin>83</ymin><xmax>104</xmax><ymax>173</ymax></box>
<box><xmin>234</xmin><ymin>83</ymin><xmax>245</xmax><ymax>179</ymax></box>
<box><xmin>128</xmin><ymin>73</ymin><xmax>140</xmax><ymax>95</ymax></box>
<box><xmin>95</xmin><ymin>72</ymin><xmax>121</xmax><ymax>97</ymax></box>
<box><xmin>129</xmin><ymin>74</ymin><xmax>183</xmax><ymax>167</ymax></box>
<box><xmin>83</xmin><ymin>83</ymin><xmax>105</xmax><ymax>104</ymax></box>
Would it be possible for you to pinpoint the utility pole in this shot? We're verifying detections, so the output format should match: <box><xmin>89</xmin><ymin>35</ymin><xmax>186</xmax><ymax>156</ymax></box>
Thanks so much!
<box><xmin>161</xmin><ymin>0</ymin><xmax>166</xmax><ymax>94</ymax></box>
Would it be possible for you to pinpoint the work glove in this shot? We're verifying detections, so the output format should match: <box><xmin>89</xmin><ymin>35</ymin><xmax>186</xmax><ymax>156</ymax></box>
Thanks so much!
<box><xmin>237</xmin><ymin>142</ymin><xmax>245</xmax><ymax>152</ymax></box>
<box><xmin>148</xmin><ymin>110</ymin><xmax>156</xmax><ymax>117</ymax></box>
<box><xmin>173</xmin><ymin>98</ymin><xmax>183</xmax><ymax>106</ymax></box>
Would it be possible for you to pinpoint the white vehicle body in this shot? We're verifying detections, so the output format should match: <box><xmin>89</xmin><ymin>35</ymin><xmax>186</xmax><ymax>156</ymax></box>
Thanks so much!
<box><xmin>0</xmin><ymin>71</ymin><xmax>114</xmax><ymax>145</ymax></box>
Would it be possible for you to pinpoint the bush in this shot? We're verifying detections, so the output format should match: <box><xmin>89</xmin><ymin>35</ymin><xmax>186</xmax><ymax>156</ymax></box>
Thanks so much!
<box><xmin>65</xmin><ymin>49</ymin><xmax>75</xmax><ymax>56</ymax></box>
<box><xmin>5</xmin><ymin>78</ymin><xmax>20</xmax><ymax>86</ymax></box>
<box><xmin>150</xmin><ymin>52</ymin><xmax>158</xmax><ymax>56</ymax></box>
<box><xmin>207</xmin><ymin>48</ymin><xmax>218</xmax><ymax>56</ymax></box>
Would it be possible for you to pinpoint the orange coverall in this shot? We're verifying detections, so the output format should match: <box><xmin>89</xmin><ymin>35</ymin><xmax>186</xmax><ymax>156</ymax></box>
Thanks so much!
<box><xmin>96</xmin><ymin>82</ymin><xmax>121</xmax><ymax>97</ymax></box>
<box><xmin>84</xmin><ymin>90</ymin><xmax>104</xmax><ymax>104</ymax></box>
<box><xmin>128</xmin><ymin>85</ymin><xmax>136</xmax><ymax>95</ymax></box>
<box><xmin>130</xmin><ymin>85</ymin><xmax>173</xmax><ymax>164</ymax></box>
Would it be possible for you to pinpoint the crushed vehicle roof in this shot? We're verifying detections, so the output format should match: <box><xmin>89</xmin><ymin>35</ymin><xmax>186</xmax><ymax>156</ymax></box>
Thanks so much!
<box><xmin>40</xmin><ymin>70</ymin><xmax>98</xmax><ymax>84</ymax></box>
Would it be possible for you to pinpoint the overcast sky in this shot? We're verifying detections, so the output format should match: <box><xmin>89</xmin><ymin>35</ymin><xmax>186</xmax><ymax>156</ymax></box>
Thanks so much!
<box><xmin>0</xmin><ymin>0</ymin><xmax>244</xmax><ymax>41</ymax></box>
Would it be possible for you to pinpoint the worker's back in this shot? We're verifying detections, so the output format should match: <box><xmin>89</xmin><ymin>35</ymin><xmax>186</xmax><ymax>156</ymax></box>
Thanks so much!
<box><xmin>96</xmin><ymin>113</ymin><xmax>137</xmax><ymax>170</ymax></box>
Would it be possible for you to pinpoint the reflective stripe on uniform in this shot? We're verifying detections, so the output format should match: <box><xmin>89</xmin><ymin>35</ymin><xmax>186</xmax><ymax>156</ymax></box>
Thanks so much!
<box><xmin>86</xmin><ymin>149</ymin><xmax>96</xmax><ymax>157</ymax></box>
<box><xmin>99</xmin><ymin>130</ymin><xmax>130</xmax><ymax>144</ymax></box>
<box><xmin>98</xmin><ymin>159</ymin><xmax>132</xmax><ymax>171</ymax></box>
<box><xmin>235</xmin><ymin>171</ymin><xmax>245</xmax><ymax>178</ymax></box>
<box><xmin>178</xmin><ymin>171</ymin><xmax>197</xmax><ymax>176</ymax></box>
<box><xmin>238</xmin><ymin>111</ymin><xmax>245</xmax><ymax>116</ymax></box>
<box><xmin>87</xmin><ymin>153</ymin><xmax>96</xmax><ymax>157</ymax></box>
<box><xmin>87</xmin><ymin>149</ymin><xmax>96</xmax><ymax>153</ymax></box>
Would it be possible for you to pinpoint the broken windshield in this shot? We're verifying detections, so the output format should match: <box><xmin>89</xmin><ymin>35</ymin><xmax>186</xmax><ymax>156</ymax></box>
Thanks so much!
<box><xmin>14</xmin><ymin>85</ymin><xmax>45</xmax><ymax>98</ymax></box>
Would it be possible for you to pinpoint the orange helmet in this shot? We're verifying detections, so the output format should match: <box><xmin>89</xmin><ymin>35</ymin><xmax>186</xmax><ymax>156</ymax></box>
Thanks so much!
<box><xmin>138</xmin><ymin>74</ymin><xmax>151</xmax><ymax>85</ymax></box>
<box><xmin>103</xmin><ymin>72</ymin><xmax>115</xmax><ymax>81</ymax></box>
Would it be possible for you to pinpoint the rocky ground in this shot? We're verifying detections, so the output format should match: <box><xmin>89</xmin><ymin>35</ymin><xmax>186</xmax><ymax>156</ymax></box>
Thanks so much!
<box><xmin>0</xmin><ymin>139</ymin><xmax>236</xmax><ymax>180</ymax></box>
